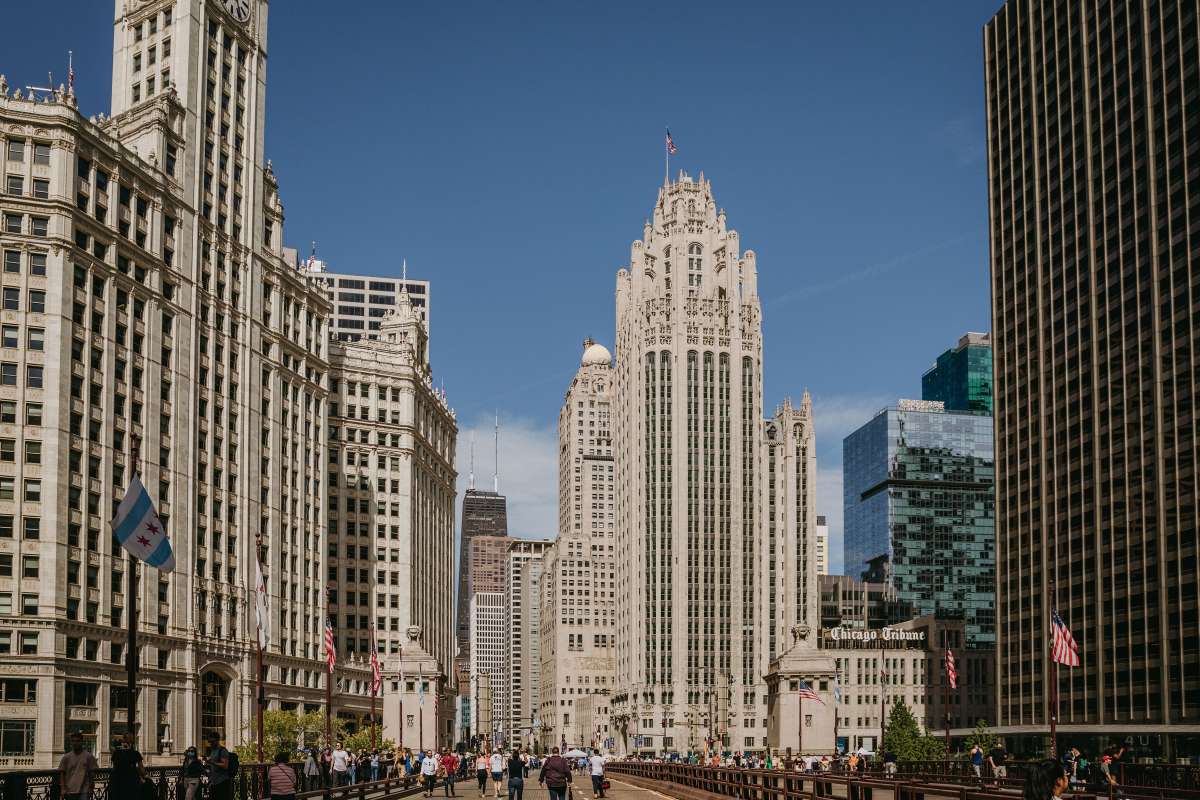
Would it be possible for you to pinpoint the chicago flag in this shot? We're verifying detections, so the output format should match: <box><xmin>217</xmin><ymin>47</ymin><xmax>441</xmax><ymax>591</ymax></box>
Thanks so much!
<box><xmin>110</xmin><ymin>475</ymin><xmax>175</xmax><ymax>571</ymax></box>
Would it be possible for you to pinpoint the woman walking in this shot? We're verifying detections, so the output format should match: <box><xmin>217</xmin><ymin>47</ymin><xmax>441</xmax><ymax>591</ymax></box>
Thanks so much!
<box><xmin>475</xmin><ymin>751</ymin><xmax>490</xmax><ymax>797</ymax></box>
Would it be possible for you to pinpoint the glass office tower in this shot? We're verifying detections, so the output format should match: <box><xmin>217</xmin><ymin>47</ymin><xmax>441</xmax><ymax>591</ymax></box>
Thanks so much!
<box><xmin>922</xmin><ymin>332</ymin><xmax>993</xmax><ymax>415</ymax></box>
<box><xmin>843</xmin><ymin>401</ymin><xmax>995</xmax><ymax>648</ymax></box>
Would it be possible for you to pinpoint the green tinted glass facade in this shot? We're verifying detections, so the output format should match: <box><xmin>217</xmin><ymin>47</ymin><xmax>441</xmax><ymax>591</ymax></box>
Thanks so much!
<box><xmin>843</xmin><ymin>407</ymin><xmax>995</xmax><ymax>648</ymax></box>
<box><xmin>921</xmin><ymin>335</ymin><xmax>993</xmax><ymax>415</ymax></box>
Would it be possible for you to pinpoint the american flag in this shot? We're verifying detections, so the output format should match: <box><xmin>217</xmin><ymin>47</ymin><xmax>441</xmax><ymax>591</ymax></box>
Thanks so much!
<box><xmin>68</xmin><ymin>51</ymin><xmax>75</xmax><ymax>92</ymax></box>
<box><xmin>370</xmin><ymin>644</ymin><xmax>382</xmax><ymax>695</ymax></box>
<box><xmin>797</xmin><ymin>681</ymin><xmax>823</xmax><ymax>704</ymax></box>
<box><xmin>1051</xmin><ymin>609</ymin><xmax>1081</xmax><ymax>667</ymax></box>
<box><xmin>945</xmin><ymin>649</ymin><xmax>957</xmax><ymax>689</ymax></box>
<box><xmin>323</xmin><ymin>618</ymin><xmax>336</xmax><ymax>670</ymax></box>
<box><xmin>666</xmin><ymin>129</ymin><xmax>678</xmax><ymax>155</ymax></box>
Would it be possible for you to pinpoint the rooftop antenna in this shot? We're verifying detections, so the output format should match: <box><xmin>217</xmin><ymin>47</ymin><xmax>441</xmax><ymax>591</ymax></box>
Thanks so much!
<box><xmin>469</xmin><ymin>431</ymin><xmax>476</xmax><ymax>491</ymax></box>
<box><xmin>493</xmin><ymin>411</ymin><xmax>500</xmax><ymax>494</ymax></box>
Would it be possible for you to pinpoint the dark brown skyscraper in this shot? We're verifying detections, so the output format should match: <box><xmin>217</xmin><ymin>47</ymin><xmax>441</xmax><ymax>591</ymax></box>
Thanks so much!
<box><xmin>456</xmin><ymin>489</ymin><xmax>508</xmax><ymax>659</ymax></box>
<box><xmin>985</xmin><ymin>1</ymin><xmax>1198</xmax><ymax>755</ymax></box>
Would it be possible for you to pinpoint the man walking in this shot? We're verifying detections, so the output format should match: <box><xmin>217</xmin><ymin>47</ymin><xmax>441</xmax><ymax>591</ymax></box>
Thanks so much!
<box><xmin>969</xmin><ymin>744</ymin><xmax>984</xmax><ymax>780</ymax></box>
<box><xmin>538</xmin><ymin>747</ymin><xmax>572</xmax><ymax>800</ymax></box>
<box><xmin>589</xmin><ymin>751</ymin><xmax>606</xmax><ymax>799</ymax></box>
<box><xmin>421</xmin><ymin>749</ymin><xmax>440</xmax><ymax>797</ymax></box>
<box><xmin>58</xmin><ymin>733</ymin><xmax>98</xmax><ymax>800</ymax></box>
<box><xmin>331</xmin><ymin>742</ymin><xmax>351</xmax><ymax>787</ymax></box>
<box><xmin>987</xmin><ymin>740</ymin><xmax>1008</xmax><ymax>784</ymax></box>
<box><xmin>442</xmin><ymin>748</ymin><xmax>460</xmax><ymax>797</ymax></box>
<box><xmin>205</xmin><ymin>731</ymin><xmax>234</xmax><ymax>800</ymax></box>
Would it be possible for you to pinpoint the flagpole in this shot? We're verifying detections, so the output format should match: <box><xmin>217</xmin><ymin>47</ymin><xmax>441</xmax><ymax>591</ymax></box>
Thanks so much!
<box><xmin>255</xmin><ymin>541</ymin><xmax>265</xmax><ymax>770</ymax></box>
<box><xmin>665</xmin><ymin>126</ymin><xmax>669</xmax><ymax>184</ymax></box>
<box><xmin>370</xmin><ymin>624</ymin><xmax>378</xmax><ymax>752</ymax></box>
<box><xmin>126</xmin><ymin>438</ymin><xmax>141</xmax><ymax>750</ymax></box>
<box><xmin>1049</xmin><ymin>580</ymin><xmax>1058</xmax><ymax>758</ymax></box>
<box><xmin>398</xmin><ymin>645</ymin><xmax>404</xmax><ymax>753</ymax></box>
<box><xmin>880</xmin><ymin>667</ymin><xmax>886</xmax><ymax>752</ymax></box>
<box><xmin>797</xmin><ymin>693</ymin><xmax>802</xmax><ymax>763</ymax></box>
<box><xmin>325</xmin><ymin>589</ymin><xmax>333</xmax><ymax>745</ymax></box>
<box><xmin>944</xmin><ymin>650</ymin><xmax>951</xmax><ymax>750</ymax></box>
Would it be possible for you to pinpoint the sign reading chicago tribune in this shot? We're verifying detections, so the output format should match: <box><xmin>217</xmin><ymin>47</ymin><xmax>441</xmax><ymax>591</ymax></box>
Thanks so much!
<box><xmin>820</xmin><ymin>626</ymin><xmax>927</xmax><ymax>649</ymax></box>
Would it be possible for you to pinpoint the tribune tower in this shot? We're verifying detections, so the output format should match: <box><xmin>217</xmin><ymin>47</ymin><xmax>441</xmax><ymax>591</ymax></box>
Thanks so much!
<box><xmin>612</xmin><ymin>173</ymin><xmax>768</xmax><ymax>755</ymax></box>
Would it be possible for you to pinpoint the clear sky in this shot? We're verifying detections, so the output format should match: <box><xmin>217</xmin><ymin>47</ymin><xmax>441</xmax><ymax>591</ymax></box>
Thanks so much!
<box><xmin>6</xmin><ymin>1</ymin><xmax>1003</xmax><ymax>573</ymax></box>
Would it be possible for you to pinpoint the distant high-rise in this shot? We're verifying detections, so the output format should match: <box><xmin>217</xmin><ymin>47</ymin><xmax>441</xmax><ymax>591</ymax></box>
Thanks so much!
<box><xmin>456</xmin><ymin>489</ymin><xmax>508</xmax><ymax>660</ymax></box>
<box><xmin>985</xmin><ymin>0</ymin><xmax>1200</xmax><ymax>749</ymax></box>
<box><xmin>538</xmin><ymin>340</ymin><xmax>616</xmax><ymax>751</ymax></box>
<box><xmin>815</xmin><ymin>516</ymin><xmax>829</xmax><ymax>577</ymax></box>
<box><xmin>921</xmin><ymin>332</ymin><xmax>992</xmax><ymax>415</ymax></box>
<box><xmin>296</xmin><ymin>255</ymin><xmax>431</xmax><ymax>342</ymax></box>
<box><xmin>843</xmin><ymin>400</ymin><xmax>995</xmax><ymax>647</ymax></box>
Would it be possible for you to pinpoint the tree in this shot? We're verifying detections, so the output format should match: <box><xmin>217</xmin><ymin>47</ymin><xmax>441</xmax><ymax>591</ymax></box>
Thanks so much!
<box><xmin>882</xmin><ymin>700</ymin><xmax>947</xmax><ymax>762</ymax></box>
<box><xmin>234</xmin><ymin>710</ymin><xmax>345</xmax><ymax>762</ymax></box>
<box><xmin>966</xmin><ymin>718</ymin><xmax>993</xmax><ymax>754</ymax></box>
<box><xmin>343</xmin><ymin>726</ymin><xmax>396</xmax><ymax>754</ymax></box>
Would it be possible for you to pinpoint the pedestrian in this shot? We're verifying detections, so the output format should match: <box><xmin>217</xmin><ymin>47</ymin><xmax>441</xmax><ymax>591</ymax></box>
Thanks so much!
<box><xmin>882</xmin><ymin>750</ymin><xmax>897</xmax><ymax>777</ymax></box>
<box><xmin>110</xmin><ymin>732</ymin><xmax>146</xmax><ymax>799</ymax></box>
<box><xmin>331</xmin><ymin>741</ymin><xmax>350</xmax><ymax>786</ymax></box>
<box><xmin>475</xmin><ymin>750</ymin><xmax>490</xmax><ymax>797</ymax></box>
<box><xmin>442</xmin><ymin>748</ymin><xmax>460</xmax><ymax>796</ymax></box>
<box><xmin>489</xmin><ymin>748</ymin><xmax>505</xmax><ymax>798</ymax></box>
<box><xmin>303</xmin><ymin>750</ymin><xmax>321</xmax><ymax>792</ymax></box>
<box><xmin>970</xmin><ymin>744</ymin><xmax>984</xmax><ymax>780</ymax></box>
<box><xmin>267</xmin><ymin>751</ymin><xmax>300</xmax><ymax>800</ymax></box>
<box><xmin>538</xmin><ymin>747</ymin><xmax>572</xmax><ymax>800</ymax></box>
<box><xmin>204</xmin><ymin>730</ymin><xmax>234</xmax><ymax>800</ymax></box>
<box><xmin>1021</xmin><ymin>758</ymin><xmax>1068</xmax><ymax>800</ymax></box>
<box><xmin>372</xmin><ymin>750</ymin><xmax>382</xmax><ymax>782</ymax></box>
<box><xmin>588</xmin><ymin>750</ymin><xmax>606</xmax><ymax>799</ymax></box>
<box><xmin>58</xmin><ymin>732</ymin><xmax>99</xmax><ymax>800</ymax></box>
<box><xmin>988</xmin><ymin>740</ymin><xmax>1009</xmax><ymax>783</ymax></box>
<box><xmin>421</xmin><ymin>749</ymin><xmax>440</xmax><ymax>797</ymax></box>
<box><xmin>348</xmin><ymin>750</ymin><xmax>359</xmax><ymax>784</ymax></box>
<box><xmin>507</xmin><ymin>746</ymin><xmax>529</xmax><ymax>800</ymax></box>
<box><xmin>181</xmin><ymin>744</ymin><xmax>205</xmax><ymax>800</ymax></box>
<box><xmin>321</xmin><ymin>748</ymin><xmax>333</xmax><ymax>787</ymax></box>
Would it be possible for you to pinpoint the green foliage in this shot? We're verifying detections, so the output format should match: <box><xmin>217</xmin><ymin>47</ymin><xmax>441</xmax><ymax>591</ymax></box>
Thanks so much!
<box><xmin>233</xmin><ymin>709</ymin><xmax>345</xmax><ymax>762</ymax></box>
<box><xmin>881</xmin><ymin>700</ymin><xmax>947</xmax><ymax>761</ymax></box>
<box><xmin>342</xmin><ymin>725</ymin><xmax>396</xmax><ymax>754</ymax></box>
<box><xmin>965</xmin><ymin>718</ymin><xmax>993</xmax><ymax>754</ymax></box>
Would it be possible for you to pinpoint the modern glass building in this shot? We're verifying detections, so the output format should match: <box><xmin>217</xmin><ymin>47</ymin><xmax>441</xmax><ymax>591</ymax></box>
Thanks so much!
<box><xmin>921</xmin><ymin>332</ymin><xmax>993</xmax><ymax>415</ymax></box>
<box><xmin>843</xmin><ymin>401</ymin><xmax>995</xmax><ymax>648</ymax></box>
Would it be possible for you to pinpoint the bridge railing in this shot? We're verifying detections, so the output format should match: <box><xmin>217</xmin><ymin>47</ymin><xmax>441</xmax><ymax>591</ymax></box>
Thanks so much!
<box><xmin>604</xmin><ymin>760</ymin><xmax>1200</xmax><ymax>800</ymax></box>
<box><xmin>0</xmin><ymin>761</ymin><xmax>431</xmax><ymax>800</ymax></box>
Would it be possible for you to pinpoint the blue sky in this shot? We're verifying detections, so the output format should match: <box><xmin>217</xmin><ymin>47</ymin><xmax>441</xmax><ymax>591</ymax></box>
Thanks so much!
<box><xmin>6</xmin><ymin>1</ymin><xmax>1002</xmax><ymax>572</ymax></box>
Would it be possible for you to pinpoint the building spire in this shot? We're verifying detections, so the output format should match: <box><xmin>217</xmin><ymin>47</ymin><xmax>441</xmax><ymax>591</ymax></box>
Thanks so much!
<box><xmin>493</xmin><ymin>411</ymin><xmax>500</xmax><ymax>494</ymax></box>
<box><xmin>469</xmin><ymin>432</ymin><xmax>476</xmax><ymax>491</ymax></box>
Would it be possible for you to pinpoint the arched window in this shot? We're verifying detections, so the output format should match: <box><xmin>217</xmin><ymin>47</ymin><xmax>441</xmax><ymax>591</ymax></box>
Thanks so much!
<box><xmin>687</xmin><ymin>244</ymin><xmax>703</xmax><ymax>288</ymax></box>
<box><xmin>201</xmin><ymin>671</ymin><xmax>229</xmax><ymax>748</ymax></box>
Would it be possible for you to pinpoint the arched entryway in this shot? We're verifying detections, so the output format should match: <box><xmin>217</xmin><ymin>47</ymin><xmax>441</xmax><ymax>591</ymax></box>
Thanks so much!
<box><xmin>200</xmin><ymin>670</ymin><xmax>229</xmax><ymax>749</ymax></box>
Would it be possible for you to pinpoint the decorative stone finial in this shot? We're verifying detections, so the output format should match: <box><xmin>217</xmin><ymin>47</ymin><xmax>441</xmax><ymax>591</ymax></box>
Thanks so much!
<box><xmin>13</xmin><ymin>88</ymin><xmax>22</xmax><ymax>100</ymax></box>
<box><xmin>0</xmin><ymin>75</ymin><xmax>8</xmax><ymax>95</ymax></box>
<box><xmin>405</xmin><ymin>625</ymin><xmax>421</xmax><ymax>643</ymax></box>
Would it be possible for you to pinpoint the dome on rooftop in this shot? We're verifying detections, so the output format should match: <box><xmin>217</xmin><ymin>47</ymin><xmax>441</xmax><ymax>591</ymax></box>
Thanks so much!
<box><xmin>581</xmin><ymin>340</ymin><xmax>612</xmax><ymax>367</ymax></box>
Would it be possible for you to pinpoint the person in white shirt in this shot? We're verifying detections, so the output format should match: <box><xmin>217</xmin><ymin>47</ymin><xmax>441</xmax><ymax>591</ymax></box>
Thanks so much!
<box><xmin>331</xmin><ymin>743</ymin><xmax>350</xmax><ymax>787</ymax></box>
<box><xmin>421</xmin><ymin>750</ymin><xmax>440</xmax><ymax>797</ymax></box>
<box><xmin>588</xmin><ymin>753</ymin><xmax>606</xmax><ymax>799</ymax></box>
<box><xmin>488</xmin><ymin>750</ymin><xmax>504</xmax><ymax>798</ymax></box>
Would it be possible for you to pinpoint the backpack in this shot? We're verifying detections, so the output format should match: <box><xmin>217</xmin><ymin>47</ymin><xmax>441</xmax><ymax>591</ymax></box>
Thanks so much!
<box><xmin>226</xmin><ymin>750</ymin><xmax>240</xmax><ymax>777</ymax></box>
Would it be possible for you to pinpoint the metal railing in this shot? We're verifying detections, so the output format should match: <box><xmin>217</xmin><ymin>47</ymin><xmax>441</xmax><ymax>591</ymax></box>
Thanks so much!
<box><xmin>604</xmin><ymin>760</ymin><xmax>1200</xmax><ymax>800</ymax></box>
<box><xmin>0</xmin><ymin>761</ymin><xmax>437</xmax><ymax>800</ymax></box>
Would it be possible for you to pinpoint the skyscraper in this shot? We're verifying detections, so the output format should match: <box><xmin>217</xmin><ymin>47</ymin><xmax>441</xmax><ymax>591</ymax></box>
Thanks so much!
<box><xmin>921</xmin><ymin>332</ymin><xmax>992</xmax><ymax>415</ymax></box>
<box><xmin>455</xmin><ymin>488</ymin><xmax>507</xmax><ymax>662</ymax></box>
<box><xmin>0</xmin><ymin>0</ymin><xmax>392</xmax><ymax>765</ymax></box>
<box><xmin>295</xmin><ymin>253</ymin><xmax>431</xmax><ymax>342</ymax></box>
<box><xmin>539</xmin><ymin>340</ymin><xmax>616</xmax><ymax>751</ymax></box>
<box><xmin>506</xmin><ymin>538</ymin><xmax>550</xmax><ymax>745</ymax></box>
<box><xmin>843</xmin><ymin>400</ymin><xmax>995</xmax><ymax>647</ymax></box>
<box><xmin>612</xmin><ymin>173</ymin><xmax>775</xmax><ymax>755</ymax></box>
<box><xmin>985</xmin><ymin>0</ymin><xmax>1199</xmax><ymax>751</ymax></box>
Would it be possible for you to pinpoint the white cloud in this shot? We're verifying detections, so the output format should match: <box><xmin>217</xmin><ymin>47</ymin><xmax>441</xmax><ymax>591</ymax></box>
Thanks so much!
<box><xmin>455</xmin><ymin>412</ymin><xmax>558</xmax><ymax>542</ymax></box>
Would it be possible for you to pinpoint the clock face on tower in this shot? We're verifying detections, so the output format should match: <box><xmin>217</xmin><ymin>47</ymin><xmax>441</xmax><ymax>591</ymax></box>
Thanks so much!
<box><xmin>222</xmin><ymin>0</ymin><xmax>250</xmax><ymax>23</ymax></box>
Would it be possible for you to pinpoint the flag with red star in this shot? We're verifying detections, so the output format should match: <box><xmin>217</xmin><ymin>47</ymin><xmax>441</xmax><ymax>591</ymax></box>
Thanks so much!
<box><xmin>110</xmin><ymin>474</ymin><xmax>175</xmax><ymax>571</ymax></box>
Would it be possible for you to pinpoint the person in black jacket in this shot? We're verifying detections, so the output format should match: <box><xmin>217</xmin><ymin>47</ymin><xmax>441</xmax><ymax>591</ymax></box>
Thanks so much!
<box><xmin>507</xmin><ymin>746</ymin><xmax>529</xmax><ymax>800</ymax></box>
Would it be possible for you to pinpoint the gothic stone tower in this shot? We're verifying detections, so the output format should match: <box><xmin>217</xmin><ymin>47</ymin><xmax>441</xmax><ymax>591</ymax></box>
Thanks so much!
<box><xmin>612</xmin><ymin>172</ymin><xmax>765</xmax><ymax>755</ymax></box>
